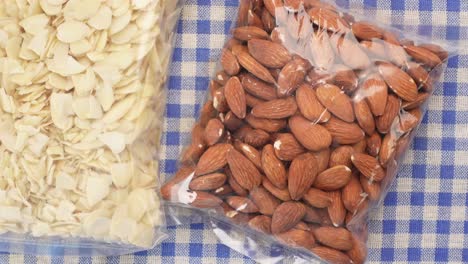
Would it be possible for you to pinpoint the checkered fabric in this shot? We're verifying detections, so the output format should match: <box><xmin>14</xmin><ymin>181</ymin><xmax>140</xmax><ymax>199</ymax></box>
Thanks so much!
<box><xmin>2</xmin><ymin>0</ymin><xmax>467</xmax><ymax>263</ymax></box>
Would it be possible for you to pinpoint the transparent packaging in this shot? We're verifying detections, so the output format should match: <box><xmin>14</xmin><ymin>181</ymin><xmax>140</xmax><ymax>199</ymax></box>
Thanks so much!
<box><xmin>0</xmin><ymin>0</ymin><xmax>183</xmax><ymax>256</ymax></box>
<box><xmin>161</xmin><ymin>0</ymin><xmax>459</xmax><ymax>263</ymax></box>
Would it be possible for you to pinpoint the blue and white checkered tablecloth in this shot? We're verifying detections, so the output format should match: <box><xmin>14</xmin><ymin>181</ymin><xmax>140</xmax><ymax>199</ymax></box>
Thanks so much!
<box><xmin>2</xmin><ymin>0</ymin><xmax>467</xmax><ymax>263</ymax></box>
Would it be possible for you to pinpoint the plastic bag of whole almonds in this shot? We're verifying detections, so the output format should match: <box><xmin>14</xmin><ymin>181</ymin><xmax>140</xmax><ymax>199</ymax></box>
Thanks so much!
<box><xmin>0</xmin><ymin>0</ymin><xmax>183</xmax><ymax>256</ymax></box>
<box><xmin>161</xmin><ymin>0</ymin><xmax>460</xmax><ymax>263</ymax></box>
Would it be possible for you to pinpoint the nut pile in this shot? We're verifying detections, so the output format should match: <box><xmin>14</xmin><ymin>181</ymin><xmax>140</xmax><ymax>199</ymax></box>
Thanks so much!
<box><xmin>0</xmin><ymin>0</ymin><xmax>180</xmax><ymax>247</ymax></box>
<box><xmin>162</xmin><ymin>0</ymin><xmax>447</xmax><ymax>263</ymax></box>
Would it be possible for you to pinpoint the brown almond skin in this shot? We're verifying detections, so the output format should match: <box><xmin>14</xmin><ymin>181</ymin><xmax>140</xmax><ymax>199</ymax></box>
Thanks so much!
<box><xmin>247</xmin><ymin>9</ymin><xmax>263</xmax><ymax>28</ymax></box>
<box><xmin>190</xmin><ymin>191</ymin><xmax>223</xmax><ymax>208</ymax></box>
<box><xmin>324</xmin><ymin>117</ymin><xmax>365</xmax><ymax>145</ymax></box>
<box><xmin>296</xmin><ymin>84</ymin><xmax>331</xmax><ymax>123</ymax></box>
<box><xmin>303</xmin><ymin>188</ymin><xmax>332</xmax><ymax>208</ymax></box>
<box><xmin>316</xmin><ymin>84</ymin><xmax>355</xmax><ymax>123</ymax></box>
<box><xmin>271</xmin><ymin>201</ymin><xmax>307</xmax><ymax>234</ymax></box>
<box><xmin>248</xmin><ymin>39</ymin><xmax>292</xmax><ymax>68</ymax></box>
<box><xmin>361</xmin><ymin>73</ymin><xmax>388</xmax><ymax>117</ymax></box>
<box><xmin>241</xmin><ymin>73</ymin><xmax>278</xmax><ymax>101</ymax></box>
<box><xmin>308</xmin><ymin>7</ymin><xmax>350</xmax><ymax>32</ymax></box>
<box><xmin>227</xmin><ymin>148</ymin><xmax>263</xmax><ymax>190</ymax></box>
<box><xmin>376</xmin><ymin>94</ymin><xmax>401</xmax><ymax>134</ymax></box>
<box><xmin>232</xmin><ymin>26</ymin><xmax>269</xmax><ymax>41</ymax></box>
<box><xmin>245</xmin><ymin>93</ymin><xmax>266</xmax><ymax>108</ymax></box>
<box><xmin>314</xmin><ymin>165</ymin><xmax>352</xmax><ymax>191</ymax></box>
<box><xmin>181</xmin><ymin>143</ymin><xmax>206</xmax><ymax>166</ymax></box>
<box><xmin>342</xmin><ymin>172</ymin><xmax>364</xmax><ymax>213</ymax></box>
<box><xmin>226</xmin><ymin>196</ymin><xmax>259</xmax><ymax>213</ymax></box>
<box><xmin>251</xmin><ymin>97</ymin><xmax>298</xmax><ymax>119</ymax></box>
<box><xmin>352</xmin><ymin>21</ymin><xmax>383</xmax><ymax>40</ymax></box>
<box><xmin>250</xmin><ymin>186</ymin><xmax>281</xmax><ymax>216</ymax></box>
<box><xmin>378</xmin><ymin>61</ymin><xmax>418</xmax><ymax>102</ymax></box>
<box><xmin>276</xmin><ymin>229</ymin><xmax>316</xmax><ymax>250</ymax></box>
<box><xmin>353</xmin><ymin>138</ymin><xmax>368</xmax><ymax>154</ymax></box>
<box><xmin>213</xmin><ymin>184</ymin><xmax>233</xmax><ymax>196</ymax></box>
<box><xmin>347</xmin><ymin>235</ymin><xmax>368</xmax><ymax>264</ymax></box>
<box><xmin>288</xmin><ymin>153</ymin><xmax>319</xmax><ymax>200</ymax></box>
<box><xmin>225</xmin><ymin>77</ymin><xmax>247</xmax><ymax>119</ymax></box>
<box><xmin>263</xmin><ymin>178</ymin><xmax>292</xmax><ymax>201</ymax></box>
<box><xmin>277</xmin><ymin>57</ymin><xmax>311</xmax><ymax>97</ymax></box>
<box><xmin>407</xmin><ymin>61</ymin><xmax>433</xmax><ymax>92</ymax></box>
<box><xmin>333</xmin><ymin>65</ymin><xmax>359</xmax><ymax>94</ymax></box>
<box><xmin>215</xmin><ymin>71</ymin><xmax>230</xmax><ymax>86</ymax></box>
<box><xmin>312</xmin><ymin>148</ymin><xmax>331</xmax><ymax>173</ymax></box>
<box><xmin>227</xmin><ymin>168</ymin><xmax>248</xmax><ymax>197</ymax></box>
<box><xmin>314</xmin><ymin>226</ymin><xmax>353</xmax><ymax>251</ymax></box>
<box><xmin>263</xmin><ymin>0</ymin><xmax>284</xmax><ymax>16</ymax></box>
<box><xmin>312</xmin><ymin>246</ymin><xmax>353</xmax><ymax>264</ymax></box>
<box><xmin>204</xmin><ymin>118</ymin><xmax>225</xmax><ymax>146</ymax></box>
<box><xmin>221</xmin><ymin>48</ymin><xmax>241</xmax><ymax>76</ymax></box>
<box><xmin>262</xmin><ymin>144</ymin><xmax>287</xmax><ymax>189</ymax></box>
<box><xmin>418</xmin><ymin>43</ymin><xmax>449</xmax><ymax>61</ymax></box>
<box><xmin>189</xmin><ymin>173</ymin><xmax>227</xmax><ymax>191</ymax></box>
<box><xmin>273</xmin><ymin>133</ymin><xmax>306</xmax><ymax>161</ymax></box>
<box><xmin>329</xmin><ymin>145</ymin><xmax>354</xmax><ymax>168</ymax></box>
<box><xmin>261</xmin><ymin>9</ymin><xmax>276</xmax><ymax>33</ymax></box>
<box><xmin>404</xmin><ymin>45</ymin><xmax>442</xmax><ymax>68</ymax></box>
<box><xmin>402</xmin><ymin>92</ymin><xmax>429</xmax><ymax>110</ymax></box>
<box><xmin>234</xmin><ymin>140</ymin><xmax>263</xmax><ymax>170</ymax></box>
<box><xmin>366</xmin><ymin>132</ymin><xmax>382</xmax><ymax>157</ymax></box>
<box><xmin>224</xmin><ymin>111</ymin><xmax>244</xmax><ymax>131</ymax></box>
<box><xmin>245</xmin><ymin>114</ymin><xmax>287</xmax><ymax>132</ymax></box>
<box><xmin>213</xmin><ymin>88</ymin><xmax>229</xmax><ymax>113</ymax></box>
<box><xmin>243</xmin><ymin>128</ymin><xmax>270</xmax><ymax>148</ymax></box>
<box><xmin>328</xmin><ymin>190</ymin><xmax>346</xmax><ymax>227</ymax></box>
<box><xmin>399</xmin><ymin>108</ymin><xmax>422</xmax><ymax>133</ymax></box>
<box><xmin>379</xmin><ymin>132</ymin><xmax>397</xmax><ymax>167</ymax></box>
<box><xmin>161</xmin><ymin>166</ymin><xmax>195</xmax><ymax>201</ymax></box>
<box><xmin>289</xmin><ymin>115</ymin><xmax>332</xmax><ymax>151</ymax></box>
<box><xmin>220</xmin><ymin>203</ymin><xmax>253</xmax><ymax>224</ymax></box>
<box><xmin>233</xmin><ymin>45</ymin><xmax>276</xmax><ymax>84</ymax></box>
<box><xmin>360</xmin><ymin>174</ymin><xmax>381</xmax><ymax>202</ymax></box>
<box><xmin>354</xmin><ymin>98</ymin><xmax>376</xmax><ymax>136</ymax></box>
<box><xmin>352</xmin><ymin>153</ymin><xmax>386</xmax><ymax>182</ymax></box>
<box><xmin>195</xmin><ymin>144</ymin><xmax>233</xmax><ymax>176</ymax></box>
<box><xmin>200</xmin><ymin>100</ymin><xmax>216</xmax><ymax>127</ymax></box>
<box><xmin>249</xmin><ymin>215</ymin><xmax>272</xmax><ymax>234</ymax></box>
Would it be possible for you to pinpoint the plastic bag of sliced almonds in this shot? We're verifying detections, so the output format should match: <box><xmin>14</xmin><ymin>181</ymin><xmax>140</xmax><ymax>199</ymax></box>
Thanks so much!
<box><xmin>161</xmin><ymin>0</ymin><xmax>459</xmax><ymax>263</ymax></box>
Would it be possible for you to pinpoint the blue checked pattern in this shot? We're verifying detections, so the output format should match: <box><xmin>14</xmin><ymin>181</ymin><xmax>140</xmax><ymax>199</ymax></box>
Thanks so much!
<box><xmin>2</xmin><ymin>0</ymin><xmax>467</xmax><ymax>263</ymax></box>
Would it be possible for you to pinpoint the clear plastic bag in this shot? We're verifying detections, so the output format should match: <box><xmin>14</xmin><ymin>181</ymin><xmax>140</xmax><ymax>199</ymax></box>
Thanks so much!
<box><xmin>161</xmin><ymin>0</ymin><xmax>460</xmax><ymax>263</ymax></box>
<box><xmin>0</xmin><ymin>0</ymin><xmax>183</xmax><ymax>256</ymax></box>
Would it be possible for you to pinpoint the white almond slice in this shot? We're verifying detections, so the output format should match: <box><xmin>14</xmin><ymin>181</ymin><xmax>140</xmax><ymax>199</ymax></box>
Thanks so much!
<box><xmin>98</xmin><ymin>132</ymin><xmax>126</xmax><ymax>154</ymax></box>
<box><xmin>52</xmin><ymin>41</ymin><xmax>69</xmax><ymax>66</ymax></box>
<box><xmin>127</xmin><ymin>188</ymin><xmax>152</xmax><ymax>221</ymax></box>
<box><xmin>109</xmin><ymin>10</ymin><xmax>132</xmax><ymax>35</ymax></box>
<box><xmin>111</xmin><ymin>216</ymin><xmax>136</xmax><ymax>240</ymax></box>
<box><xmin>102</xmin><ymin>50</ymin><xmax>135</xmax><ymax>69</ymax></box>
<box><xmin>111</xmin><ymin>24</ymin><xmax>138</xmax><ymax>44</ymax></box>
<box><xmin>15</xmin><ymin>131</ymin><xmax>28</xmax><ymax>152</ymax></box>
<box><xmin>0</xmin><ymin>88</ymin><xmax>17</xmax><ymax>114</ymax></box>
<box><xmin>93</xmin><ymin>62</ymin><xmax>121</xmax><ymax>85</ymax></box>
<box><xmin>63</xmin><ymin>0</ymin><xmax>101</xmax><ymax>21</ymax></box>
<box><xmin>129</xmin><ymin>223</ymin><xmax>154</xmax><ymax>248</ymax></box>
<box><xmin>136</xmin><ymin>11</ymin><xmax>159</xmax><ymax>30</ymax></box>
<box><xmin>57</xmin><ymin>20</ymin><xmax>90</xmax><ymax>43</ymax></box>
<box><xmin>31</xmin><ymin>222</ymin><xmax>51</xmax><ymax>237</ymax></box>
<box><xmin>86</xmin><ymin>176</ymin><xmax>111</xmax><ymax>207</ymax></box>
<box><xmin>0</xmin><ymin>206</ymin><xmax>22</xmax><ymax>222</ymax></box>
<box><xmin>95</xmin><ymin>31</ymin><xmax>108</xmax><ymax>52</ymax></box>
<box><xmin>47</xmin><ymin>56</ymin><xmax>86</xmax><ymax>76</ymax></box>
<box><xmin>72</xmin><ymin>96</ymin><xmax>103</xmax><ymax>120</ymax></box>
<box><xmin>39</xmin><ymin>204</ymin><xmax>57</xmax><ymax>223</ymax></box>
<box><xmin>0</xmin><ymin>29</ymin><xmax>8</xmax><ymax>48</ymax></box>
<box><xmin>56</xmin><ymin>172</ymin><xmax>77</xmax><ymax>190</ymax></box>
<box><xmin>111</xmin><ymin>163</ymin><xmax>132</xmax><ymax>188</ymax></box>
<box><xmin>5</xmin><ymin>37</ymin><xmax>22</xmax><ymax>59</ymax></box>
<box><xmin>131</xmin><ymin>0</ymin><xmax>152</xmax><ymax>9</ymax></box>
<box><xmin>70</xmin><ymin>39</ymin><xmax>92</xmax><ymax>57</ymax></box>
<box><xmin>19</xmin><ymin>14</ymin><xmax>50</xmax><ymax>35</ymax></box>
<box><xmin>47</xmin><ymin>0</ymin><xmax>67</xmax><ymax>5</ymax></box>
<box><xmin>55</xmin><ymin>200</ymin><xmax>76</xmax><ymax>221</ymax></box>
<box><xmin>95</xmin><ymin>81</ymin><xmax>115</xmax><ymax>111</ymax></box>
<box><xmin>113</xmin><ymin>0</ymin><xmax>131</xmax><ymax>17</ymax></box>
<box><xmin>88</xmin><ymin>6</ymin><xmax>112</xmax><ymax>30</ymax></box>
<box><xmin>72</xmin><ymin>68</ymin><xmax>96</xmax><ymax>96</ymax></box>
<box><xmin>74</xmin><ymin>117</ymin><xmax>91</xmax><ymax>130</ymax></box>
<box><xmin>50</xmin><ymin>92</ymin><xmax>74</xmax><ymax>130</ymax></box>
<box><xmin>28</xmin><ymin>133</ymin><xmax>49</xmax><ymax>156</ymax></box>
<box><xmin>101</xmin><ymin>94</ymin><xmax>136</xmax><ymax>124</ymax></box>
<box><xmin>5</xmin><ymin>58</ymin><xmax>25</xmax><ymax>75</ymax></box>
<box><xmin>48</xmin><ymin>73</ymin><xmax>74</xmax><ymax>91</ymax></box>
<box><xmin>28</xmin><ymin>30</ymin><xmax>49</xmax><ymax>56</ymax></box>
<box><xmin>84</xmin><ymin>216</ymin><xmax>111</xmax><ymax>239</ymax></box>
<box><xmin>39</xmin><ymin>0</ymin><xmax>62</xmax><ymax>16</ymax></box>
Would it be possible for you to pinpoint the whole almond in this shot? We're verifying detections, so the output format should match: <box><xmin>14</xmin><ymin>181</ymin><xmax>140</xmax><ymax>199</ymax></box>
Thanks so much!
<box><xmin>360</xmin><ymin>73</ymin><xmax>388</xmax><ymax>117</ymax></box>
<box><xmin>312</xmin><ymin>148</ymin><xmax>331</xmax><ymax>173</ymax></box>
<box><xmin>352</xmin><ymin>22</ymin><xmax>383</xmax><ymax>40</ymax></box>
<box><xmin>407</xmin><ymin>61</ymin><xmax>433</xmax><ymax>92</ymax></box>
<box><xmin>288</xmin><ymin>153</ymin><xmax>319</xmax><ymax>200</ymax></box>
<box><xmin>351</xmin><ymin>153</ymin><xmax>386</xmax><ymax>182</ymax></box>
<box><xmin>220</xmin><ymin>203</ymin><xmax>253</xmax><ymax>224</ymax></box>
<box><xmin>347</xmin><ymin>235</ymin><xmax>368</xmax><ymax>264</ymax></box>
<box><xmin>233</xmin><ymin>45</ymin><xmax>276</xmax><ymax>84</ymax></box>
<box><xmin>296</xmin><ymin>84</ymin><xmax>331</xmax><ymax>123</ymax></box>
<box><xmin>262</xmin><ymin>144</ymin><xmax>288</xmax><ymax>189</ymax></box>
<box><xmin>314</xmin><ymin>226</ymin><xmax>353</xmax><ymax>251</ymax></box>
<box><xmin>402</xmin><ymin>92</ymin><xmax>429</xmax><ymax>110</ymax></box>
<box><xmin>399</xmin><ymin>108</ymin><xmax>422</xmax><ymax>133</ymax></box>
<box><xmin>190</xmin><ymin>191</ymin><xmax>223</xmax><ymax>208</ymax></box>
<box><xmin>189</xmin><ymin>173</ymin><xmax>227</xmax><ymax>191</ymax></box>
<box><xmin>196</xmin><ymin>143</ymin><xmax>233</xmax><ymax>176</ymax></box>
<box><xmin>233</xmin><ymin>125</ymin><xmax>253</xmax><ymax>141</ymax></box>
<box><xmin>366</xmin><ymin>132</ymin><xmax>382</xmax><ymax>157</ymax></box>
<box><xmin>225</xmin><ymin>76</ymin><xmax>247</xmax><ymax>119</ymax></box>
<box><xmin>161</xmin><ymin>165</ymin><xmax>195</xmax><ymax>201</ymax></box>
<box><xmin>261</xmin><ymin>9</ymin><xmax>276</xmax><ymax>32</ymax></box>
<box><xmin>307</xmin><ymin>67</ymin><xmax>334</xmax><ymax>85</ymax></box>
<box><xmin>289</xmin><ymin>115</ymin><xmax>332</xmax><ymax>151</ymax></box>
<box><xmin>226</xmin><ymin>196</ymin><xmax>260</xmax><ymax>213</ymax></box>
<box><xmin>276</xmin><ymin>229</ymin><xmax>316</xmax><ymax>250</ymax></box>
<box><xmin>360</xmin><ymin>174</ymin><xmax>381</xmax><ymax>202</ymax></box>
<box><xmin>244</xmin><ymin>128</ymin><xmax>271</xmax><ymax>148</ymax></box>
<box><xmin>271</xmin><ymin>201</ymin><xmax>307</xmax><ymax>234</ymax></box>
<box><xmin>245</xmin><ymin>93</ymin><xmax>266</xmax><ymax>107</ymax></box>
<box><xmin>227</xmin><ymin>148</ymin><xmax>263</xmax><ymax>190</ymax></box>
<box><xmin>232</xmin><ymin>26</ymin><xmax>269</xmax><ymax>41</ymax></box>
<box><xmin>404</xmin><ymin>45</ymin><xmax>442</xmax><ymax>68</ymax></box>
<box><xmin>236</xmin><ymin>0</ymin><xmax>249</xmax><ymax>26</ymax></box>
<box><xmin>204</xmin><ymin>118</ymin><xmax>225</xmax><ymax>146</ymax></box>
<box><xmin>342</xmin><ymin>172</ymin><xmax>365</xmax><ymax>213</ymax></box>
<box><xmin>329</xmin><ymin>145</ymin><xmax>354</xmax><ymax>168</ymax></box>
<box><xmin>376</xmin><ymin>94</ymin><xmax>400</xmax><ymax>134</ymax></box>
<box><xmin>213</xmin><ymin>184</ymin><xmax>234</xmax><ymax>196</ymax></box>
<box><xmin>328</xmin><ymin>190</ymin><xmax>346</xmax><ymax>227</ymax></box>
<box><xmin>221</xmin><ymin>48</ymin><xmax>241</xmax><ymax>76</ymax></box>
<box><xmin>314</xmin><ymin>165</ymin><xmax>352</xmax><ymax>191</ymax></box>
<box><xmin>215</xmin><ymin>70</ymin><xmax>230</xmax><ymax>85</ymax></box>
<box><xmin>353</xmin><ymin>138</ymin><xmax>368</xmax><ymax>154</ymax></box>
<box><xmin>247</xmin><ymin>9</ymin><xmax>263</xmax><ymax>28</ymax></box>
<box><xmin>241</xmin><ymin>73</ymin><xmax>278</xmax><ymax>100</ymax></box>
<box><xmin>316</xmin><ymin>84</ymin><xmax>355</xmax><ymax>122</ymax></box>
<box><xmin>234</xmin><ymin>140</ymin><xmax>263</xmax><ymax>170</ymax></box>
<box><xmin>248</xmin><ymin>39</ymin><xmax>292</xmax><ymax>68</ymax></box>
<box><xmin>354</xmin><ymin>98</ymin><xmax>376</xmax><ymax>135</ymax></box>
<box><xmin>182</xmin><ymin>143</ymin><xmax>206</xmax><ymax>166</ymax></box>
<box><xmin>277</xmin><ymin>57</ymin><xmax>311</xmax><ymax>97</ymax></box>
<box><xmin>303</xmin><ymin>188</ymin><xmax>332</xmax><ymax>208</ymax></box>
<box><xmin>324</xmin><ymin>117</ymin><xmax>365</xmax><ymax>145</ymax></box>
<box><xmin>334</xmin><ymin>35</ymin><xmax>371</xmax><ymax>70</ymax></box>
<box><xmin>200</xmin><ymin>100</ymin><xmax>216</xmax><ymax>127</ymax></box>
<box><xmin>273</xmin><ymin>133</ymin><xmax>306</xmax><ymax>161</ymax></box>
<box><xmin>246</xmin><ymin>114</ymin><xmax>287</xmax><ymax>132</ymax></box>
<box><xmin>418</xmin><ymin>43</ymin><xmax>449</xmax><ymax>61</ymax></box>
<box><xmin>250</xmin><ymin>186</ymin><xmax>281</xmax><ymax>215</ymax></box>
<box><xmin>379</xmin><ymin>132</ymin><xmax>397</xmax><ymax>167</ymax></box>
<box><xmin>304</xmin><ymin>206</ymin><xmax>322</xmax><ymax>224</ymax></box>
<box><xmin>227</xmin><ymin>168</ymin><xmax>249</xmax><ymax>196</ymax></box>
<box><xmin>310</xmin><ymin>30</ymin><xmax>335</xmax><ymax>71</ymax></box>
<box><xmin>332</xmin><ymin>65</ymin><xmax>358</xmax><ymax>94</ymax></box>
<box><xmin>249</xmin><ymin>215</ymin><xmax>272</xmax><ymax>234</ymax></box>
<box><xmin>213</xmin><ymin>88</ymin><xmax>229</xmax><ymax>113</ymax></box>
<box><xmin>224</xmin><ymin>111</ymin><xmax>244</xmax><ymax>131</ymax></box>
<box><xmin>209</xmin><ymin>80</ymin><xmax>221</xmax><ymax>98</ymax></box>
<box><xmin>252</xmin><ymin>97</ymin><xmax>298</xmax><ymax>119</ymax></box>
<box><xmin>308</xmin><ymin>7</ymin><xmax>350</xmax><ymax>32</ymax></box>
<box><xmin>263</xmin><ymin>0</ymin><xmax>284</xmax><ymax>16</ymax></box>
<box><xmin>263</xmin><ymin>177</ymin><xmax>292</xmax><ymax>201</ymax></box>
<box><xmin>395</xmin><ymin>133</ymin><xmax>411</xmax><ymax>160</ymax></box>
<box><xmin>312</xmin><ymin>246</ymin><xmax>353</xmax><ymax>264</ymax></box>
<box><xmin>378</xmin><ymin>61</ymin><xmax>418</xmax><ymax>102</ymax></box>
